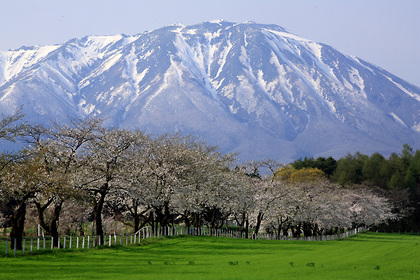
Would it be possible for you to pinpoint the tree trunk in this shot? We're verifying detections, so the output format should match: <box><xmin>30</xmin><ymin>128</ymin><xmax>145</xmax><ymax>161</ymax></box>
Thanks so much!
<box><xmin>50</xmin><ymin>201</ymin><xmax>63</xmax><ymax>247</ymax></box>
<box><xmin>78</xmin><ymin>223</ymin><xmax>84</xmax><ymax>236</ymax></box>
<box><xmin>282</xmin><ymin>223</ymin><xmax>290</xmax><ymax>237</ymax></box>
<box><xmin>149</xmin><ymin>212</ymin><xmax>155</xmax><ymax>235</ymax></box>
<box><xmin>34</xmin><ymin>199</ymin><xmax>51</xmax><ymax>235</ymax></box>
<box><xmin>254</xmin><ymin>211</ymin><xmax>264</xmax><ymax>235</ymax></box>
<box><xmin>93</xmin><ymin>187</ymin><xmax>107</xmax><ymax>241</ymax></box>
<box><xmin>303</xmin><ymin>222</ymin><xmax>314</xmax><ymax>236</ymax></box>
<box><xmin>291</xmin><ymin>224</ymin><xmax>301</xmax><ymax>237</ymax></box>
<box><xmin>303</xmin><ymin>222</ymin><xmax>313</xmax><ymax>237</ymax></box>
<box><xmin>244</xmin><ymin>218</ymin><xmax>249</xmax><ymax>239</ymax></box>
<box><xmin>163</xmin><ymin>202</ymin><xmax>171</xmax><ymax>230</ymax></box>
<box><xmin>10</xmin><ymin>201</ymin><xmax>26</xmax><ymax>250</ymax></box>
<box><xmin>132</xmin><ymin>200</ymin><xmax>140</xmax><ymax>233</ymax></box>
<box><xmin>183</xmin><ymin>210</ymin><xmax>191</xmax><ymax>229</ymax></box>
<box><xmin>277</xmin><ymin>223</ymin><xmax>282</xmax><ymax>240</ymax></box>
<box><xmin>191</xmin><ymin>212</ymin><xmax>200</xmax><ymax>227</ymax></box>
<box><xmin>209</xmin><ymin>208</ymin><xmax>220</xmax><ymax>236</ymax></box>
<box><xmin>133</xmin><ymin>214</ymin><xmax>140</xmax><ymax>234</ymax></box>
<box><xmin>153</xmin><ymin>206</ymin><xmax>164</xmax><ymax>234</ymax></box>
<box><xmin>35</xmin><ymin>198</ymin><xmax>63</xmax><ymax>247</ymax></box>
<box><xmin>135</xmin><ymin>213</ymin><xmax>152</xmax><ymax>235</ymax></box>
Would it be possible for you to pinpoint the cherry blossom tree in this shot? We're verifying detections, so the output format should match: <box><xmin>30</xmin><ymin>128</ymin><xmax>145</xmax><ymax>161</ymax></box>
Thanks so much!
<box><xmin>172</xmin><ymin>139</ymin><xmax>234</xmax><ymax>230</ymax></box>
<box><xmin>241</xmin><ymin>159</ymin><xmax>284</xmax><ymax>235</ymax></box>
<box><xmin>79</xmin><ymin>127</ymin><xmax>141</xmax><ymax>239</ymax></box>
<box><xmin>27</xmin><ymin>118</ymin><xmax>102</xmax><ymax>246</ymax></box>
<box><xmin>0</xmin><ymin>149</ymin><xmax>46</xmax><ymax>249</ymax></box>
<box><xmin>343</xmin><ymin>185</ymin><xmax>396</xmax><ymax>227</ymax></box>
<box><xmin>261</xmin><ymin>180</ymin><xmax>396</xmax><ymax>238</ymax></box>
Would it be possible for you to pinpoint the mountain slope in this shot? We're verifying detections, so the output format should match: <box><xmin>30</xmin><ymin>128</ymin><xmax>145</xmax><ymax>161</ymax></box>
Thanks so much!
<box><xmin>1</xmin><ymin>21</ymin><xmax>419</xmax><ymax>162</ymax></box>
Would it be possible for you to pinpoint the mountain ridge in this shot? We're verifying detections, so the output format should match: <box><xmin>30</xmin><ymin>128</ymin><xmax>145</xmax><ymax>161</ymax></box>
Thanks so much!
<box><xmin>1</xmin><ymin>21</ymin><xmax>419</xmax><ymax>162</ymax></box>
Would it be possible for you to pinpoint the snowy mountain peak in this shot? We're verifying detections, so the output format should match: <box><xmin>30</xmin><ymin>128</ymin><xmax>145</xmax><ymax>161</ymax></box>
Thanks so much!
<box><xmin>207</xmin><ymin>19</ymin><xmax>228</xmax><ymax>24</ymax></box>
<box><xmin>0</xmin><ymin>21</ymin><xmax>419</xmax><ymax>162</ymax></box>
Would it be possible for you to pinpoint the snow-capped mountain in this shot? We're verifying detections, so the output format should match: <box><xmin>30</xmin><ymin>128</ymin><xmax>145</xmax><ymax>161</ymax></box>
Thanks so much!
<box><xmin>1</xmin><ymin>21</ymin><xmax>419</xmax><ymax>162</ymax></box>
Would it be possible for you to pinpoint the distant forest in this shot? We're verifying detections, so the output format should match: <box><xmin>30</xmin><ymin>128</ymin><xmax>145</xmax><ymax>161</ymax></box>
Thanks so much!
<box><xmin>288</xmin><ymin>144</ymin><xmax>420</xmax><ymax>231</ymax></box>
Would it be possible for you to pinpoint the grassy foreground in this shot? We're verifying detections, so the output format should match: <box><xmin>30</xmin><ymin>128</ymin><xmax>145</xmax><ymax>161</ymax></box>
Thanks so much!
<box><xmin>1</xmin><ymin>232</ymin><xmax>419</xmax><ymax>279</ymax></box>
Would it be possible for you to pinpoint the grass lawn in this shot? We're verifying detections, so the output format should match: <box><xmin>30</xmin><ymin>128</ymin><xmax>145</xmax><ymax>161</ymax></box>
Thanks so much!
<box><xmin>1</xmin><ymin>232</ymin><xmax>419</xmax><ymax>279</ymax></box>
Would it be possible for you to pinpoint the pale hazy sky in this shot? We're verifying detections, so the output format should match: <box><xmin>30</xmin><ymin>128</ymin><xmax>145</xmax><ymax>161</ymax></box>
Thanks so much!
<box><xmin>1</xmin><ymin>0</ymin><xmax>419</xmax><ymax>86</ymax></box>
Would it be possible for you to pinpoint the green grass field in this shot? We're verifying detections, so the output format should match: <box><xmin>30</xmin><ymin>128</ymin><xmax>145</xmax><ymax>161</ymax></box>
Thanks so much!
<box><xmin>1</xmin><ymin>232</ymin><xmax>419</xmax><ymax>279</ymax></box>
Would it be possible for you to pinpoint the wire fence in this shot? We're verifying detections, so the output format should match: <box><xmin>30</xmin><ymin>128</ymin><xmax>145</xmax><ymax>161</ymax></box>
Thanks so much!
<box><xmin>1</xmin><ymin>226</ymin><xmax>368</xmax><ymax>256</ymax></box>
<box><xmin>373</xmin><ymin>229</ymin><xmax>420</xmax><ymax>234</ymax></box>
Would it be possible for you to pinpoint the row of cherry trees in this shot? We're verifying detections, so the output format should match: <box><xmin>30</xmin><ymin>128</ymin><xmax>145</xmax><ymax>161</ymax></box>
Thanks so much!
<box><xmin>0</xmin><ymin>111</ymin><xmax>397</xmax><ymax>249</ymax></box>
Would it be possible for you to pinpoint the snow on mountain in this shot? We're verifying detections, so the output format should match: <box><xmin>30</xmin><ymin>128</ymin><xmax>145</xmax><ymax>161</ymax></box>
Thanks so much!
<box><xmin>0</xmin><ymin>21</ymin><xmax>419</xmax><ymax>162</ymax></box>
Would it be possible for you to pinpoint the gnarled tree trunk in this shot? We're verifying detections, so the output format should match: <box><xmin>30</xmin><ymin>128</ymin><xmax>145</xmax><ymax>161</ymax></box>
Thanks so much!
<box><xmin>10</xmin><ymin>201</ymin><xmax>26</xmax><ymax>250</ymax></box>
